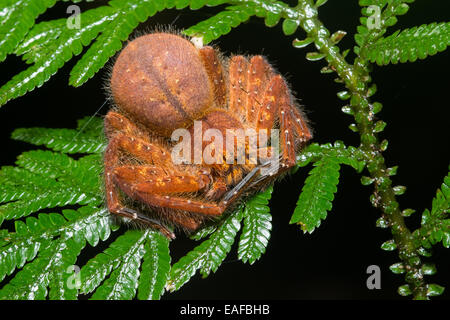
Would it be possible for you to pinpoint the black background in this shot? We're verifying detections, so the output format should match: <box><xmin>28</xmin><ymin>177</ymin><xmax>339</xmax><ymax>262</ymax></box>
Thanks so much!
<box><xmin>0</xmin><ymin>1</ymin><xmax>449</xmax><ymax>300</ymax></box>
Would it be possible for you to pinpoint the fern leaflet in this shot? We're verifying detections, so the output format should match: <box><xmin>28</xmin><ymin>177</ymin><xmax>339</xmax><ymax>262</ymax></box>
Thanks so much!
<box><xmin>184</xmin><ymin>5</ymin><xmax>258</xmax><ymax>44</ymax></box>
<box><xmin>69</xmin><ymin>0</ymin><xmax>164</xmax><ymax>87</ymax></box>
<box><xmin>0</xmin><ymin>0</ymin><xmax>57</xmax><ymax>62</ymax></box>
<box><xmin>11</xmin><ymin>117</ymin><xmax>106</xmax><ymax>154</ymax></box>
<box><xmin>88</xmin><ymin>230</ymin><xmax>147</xmax><ymax>300</ymax></box>
<box><xmin>238</xmin><ymin>186</ymin><xmax>273</xmax><ymax>265</ymax></box>
<box><xmin>167</xmin><ymin>208</ymin><xmax>244</xmax><ymax>292</ymax></box>
<box><xmin>415</xmin><ymin>165</ymin><xmax>450</xmax><ymax>248</ymax></box>
<box><xmin>290</xmin><ymin>153</ymin><xmax>341</xmax><ymax>233</ymax></box>
<box><xmin>137</xmin><ymin>231</ymin><xmax>171</xmax><ymax>300</ymax></box>
<box><xmin>366</xmin><ymin>22</ymin><xmax>450</xmax><ymax>65</ymax></box>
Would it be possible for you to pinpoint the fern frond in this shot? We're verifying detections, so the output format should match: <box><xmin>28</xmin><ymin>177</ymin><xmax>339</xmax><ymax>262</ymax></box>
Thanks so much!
<box><xmin>137</xmin><ymin>231</ymin><xmax>171</xmax><ymax>300</ymax></box>
<box><xmin>1</xmin><ymin>0</ymin><xmax>234</xmax><ymax>106</ymax></box>
<box><xmin>0</xmin><ymin>6</ymin><xmax>116</xmax><ymax>106</ymax></box>
<box><xmin>14</xmin><ymin>17</ymin><xmax>65</xmax><ymax>64</ymax></box>
<box><xmin>297</xmin><ymin>141</ymin><xmax>366</xmax><ymax>173</ymax></box>
<box><xmin>189</xmin><ymin>224</ymin><xmax>217</xmax><ymax>241</ymax></box>
<box><xmin>0</xmin><ymin>206</ymin><xmax>113</xmax><ymax>283</ymax></box>
<box><xmin>0</xmin><ymin>237</ymin><xmax>84</xmax><ymax>300</ymax></box>
<box><xmin>0</xmin><ymin>118</ymin><xmax>110</xmax><ymax>290</ymax></box>
<box><xmin>354</xmin><ymin>0</ymin><xmax>416</xmax><ymax>55</ymax></box>
<box><xmin>0</xmin><ymin>150</ymin><xmax>103</xmax><ymax>224</ymax></box>
<box><xmin>184</xmin><ymin>4</ymin><xmax>258</xmax><ymax>44</ymax></box>
<box><xmin>167</xmin><ymin>208</ymin><xmax>244</xmax><ymax>292</ymax></box>
<box><xmin>69</xmin><ymin>0</ymin><xmax>164</xmax><ymax>87</ymax></box>
<box><xmin>290</xmin><ymin>154</ymin><xmax>341</xmax><ymax>233</ymax></box>
<box><xmin>80</xmin><ymin>229</ymin><xmax>146</xmax><ymax>299</ymax></box>
<box><xmin>0</xmin><ymin>237</ymin><xmax>41</xmax><ymax>283</ymax></box>
<box><xmin>366</xmin><ymin>22</ymin><xmax>450</xmax><ymax>65</ymax></box>
<box><xmin>415</xmin><ymin>166</ymin><xmax>450</xmax><ymax>248</ymax></box>
<box><xmin>0</xmin><ymin>117</ymin><xmax>185</xmax><ymax>300</ymax></box>
<box><xmin>0</xmin><ymin>0</ymin><xmax>57</xmax><ymax>62</ymax></box>
<box><xmin>12</xmin><ymin>119</ymin><xmax>106</xmax><ymax>154</ymax></box>
<box><xmin>238</xmin><ymin>186</ymin><xmax>272</xmax><ymax>265</ymax></box>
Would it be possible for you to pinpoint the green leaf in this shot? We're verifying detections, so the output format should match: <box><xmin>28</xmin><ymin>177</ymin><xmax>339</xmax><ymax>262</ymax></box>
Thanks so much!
<box><xmin>292</xmin><ymin>37</ymin><xmax>314</xmax><ymax>49</ymax></box>
<box><xmin>0</xmin><ymin>151</ymin><xmax>103</xmax><ymax>223</ymax></box>
<box><xmin>0</xmin><ymin>0</ymin><xmax>57</xmax><ymax>62</ymax></box>
<box><xmin>184</xmin><ymin>5</ymin><xmax>257</xmax><ymax>44</ymax></box>
<box><xmin>0</xmin><ymin>238</ymin><xmax>84</xmax><ymax>300</ymax></box>
<box><xmin>297</xmin><ymin>142</ymin><xmax>365</xmax><ymax>174</ymax></box>
<box><xmin>381</xmin><ymin>239</ymin><xmax>396</xmax><ymax>251</ymax></box>
<box><xmin>264</xmin><ymin>11</ymin><xmax>281</xmax><ymax>27</ymax></box>
<box><xmin>366</xmin><ymin>22</ymin><xmax>450</xmax><ymax>65</ymax></box>
<box><xmin>238</xmin><ymin>186</ymin><xmax>273</xmax><ymax>265</ymax></box>
<box><xmin>11</xmin><ymin>118</ymin><xmax>106</xmax><ymax>154</ymax></box>
<box><xmin>89</xmin><ymin>230</ymin><xmax>147</xmax><ymax>300</ymax></box>
<box><xmin>291</xmin><ymin>154</ymin><xmax>341</xmax><ymax>233</ymax></box>
<box><xmin>167</xmin><ymin>207</ymin><xmax>245</xmax><ymax>291</ymax></box>
<box><xmin>282</xmin><ymin>19</ymin><xmax>299</xmax><ymax>35</ymax></box>
<box><xmin>398</xmin><ymin>284</ymin><xmax>412</xmax><ymax>296</ymax></box>
<box><xmin>0</xmin><ymin>6</ymin><xmax>116</xmax><ymax>107</ymax></box>
<box><xmin>389</xmin><ymin>262</ymin><xmax>405</xmax><ymax>274</ymax></box>
<box><xmin>0</xmin><ymin>117</ymin><xmax>122</xmax><ymax>299</ymax></box>
<box><xmin>137</xmin><ymin>231</ymin><xmax>171</xmax><ymax>300</ymax></box>
<box><xmin>415</xmin><ymin>165</ymin><xmax>450</xmax><ymax>248</ymax></box>
<box><xmin>69</xmin><ymin>0</ymin><xmax>165</xmax><ymax>87</ymax></box>
<box><xmin>427</xmin><ymin>284</ymin><xmax>445</xmax><ymax>297</ymax></box>
<box><xmin>306</xmin><ymin>52</ymin><xmax>326</xmax><ymax>61</ymax></box>
<box><xmin>190</xmin><ymin>224</ymin><xmax>217</xmax><ymax>241</ymax></box>
<box><xmin>0</xmin><ymin>206</ymin><xmax>114</xmax><ymax>283</ymax></box>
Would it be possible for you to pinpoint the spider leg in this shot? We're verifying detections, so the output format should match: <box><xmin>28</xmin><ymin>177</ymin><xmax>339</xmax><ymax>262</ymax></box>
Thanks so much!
<box><xmin>244</xmin><ymin>56</ymin><xmax>273</xmax><ymax>124</ymax></box>
<box><xmin>220</xmin><ymin>159</ymin><xmax>277</xmax><ymax>205</ymax></box>
<box><xmin>199</xmin><ymin>46</ymin><xmax>227</xmax><ymax>108</ymax></box>
<box><xmin>105</xmin><ymin>111</ymin><xmax>142</xmax><ymax>137</ymax></box>
<box><xmin>104</xmin><ymin>137</ymin><xmax>176</xmax><ymax>239</ymax></box>
<box><xmin>112</xmin><ymin>166</ymin><xmax>220</xmax><ymax>230</ymax></box>
<box><xmin>205</xmin><ymin>177</ymin><xmax>228</xmax><ymax>200</ymax></box>
<box><xmin>104</xmin><ymin>112</ymin><xmax>182</xmax><ymax>237</ymax></box>
<box><xmin>109</xmin><ymin>132</ymin><xmax>173</xmax><ymax>167</ymax></box>
<box><xmin>256</xmin><ymin>75</ymin><xmax>312</xmax><ymax>168</ymax></box>
<box><xmin>113</xmin><ymin>166</ymin><xmax>210</xmax><ymax>194</ymax></box>
<box><xmin>228</xmin><ymin>56</ymin><xmax>249</xmax><ymax>117</ymax></box>
<box><xmin>222</xmin><ymin>165</ymin><xmax>261</xmax><ymax>203</ymax></box>
<box><xmin>131</xmin><ymin>190</ymin><xmax>224</xmax><ymax>216</ymax></box>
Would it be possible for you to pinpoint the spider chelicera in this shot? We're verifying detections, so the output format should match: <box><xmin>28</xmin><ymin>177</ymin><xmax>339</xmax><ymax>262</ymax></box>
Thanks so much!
<box><xmin>104</xmin><ymin>32</ymin><xmax>312</xmax><ymax>239</ymax></box>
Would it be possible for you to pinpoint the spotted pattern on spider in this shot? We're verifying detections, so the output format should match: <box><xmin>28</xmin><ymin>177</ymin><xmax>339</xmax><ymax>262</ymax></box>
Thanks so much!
<box><xmin>104</xmin><ymin>32</ymin><xmax>312</xmax><ymax>239</ymax></box>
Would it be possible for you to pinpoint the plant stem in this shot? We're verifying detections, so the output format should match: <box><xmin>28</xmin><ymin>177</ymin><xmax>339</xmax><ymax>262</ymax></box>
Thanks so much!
<box><xmin>295</xmin><ymin>0</ymin><xmax>428</xmax><ymax>299</ymax></box>
<box><xmin>235</xmin><ymin>0</ymin><xmax>428</xmax><ymax>298</ymax></box>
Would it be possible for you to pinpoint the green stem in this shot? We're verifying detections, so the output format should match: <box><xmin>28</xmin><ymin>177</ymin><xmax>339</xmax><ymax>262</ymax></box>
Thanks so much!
<box><xmin>234</xmin><ymin>0</ymin><xmax>428</xmax><ymax>299</ymax></box>
<box><xmin>296</xmin><ymin>0</ymin><xmax>428</xmax><ymax>299</ymax></box>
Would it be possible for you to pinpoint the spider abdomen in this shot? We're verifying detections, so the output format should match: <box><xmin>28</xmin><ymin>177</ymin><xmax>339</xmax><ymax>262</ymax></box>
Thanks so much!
<box><xmin>110</xmin><ymin>33</ymin><xmax>214</xmax><ymax>137</ymax></box>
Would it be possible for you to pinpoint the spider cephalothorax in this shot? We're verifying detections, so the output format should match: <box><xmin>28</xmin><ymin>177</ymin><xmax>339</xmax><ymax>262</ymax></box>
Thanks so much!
<box><xmin>104</xmin><ymin>32</ymin><xmax>312</xmax><ymax>239</ymax></box>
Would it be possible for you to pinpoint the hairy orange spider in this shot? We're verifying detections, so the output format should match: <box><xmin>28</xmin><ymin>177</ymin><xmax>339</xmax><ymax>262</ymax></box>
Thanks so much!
<box><xmin>104</xmin><ymin>32</ymin><xmax>312</xmax><ymax>239</ymax></box>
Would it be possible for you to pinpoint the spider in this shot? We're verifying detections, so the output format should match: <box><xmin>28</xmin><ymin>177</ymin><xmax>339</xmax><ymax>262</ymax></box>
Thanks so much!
<box><xmin>104</xmin><ymin>32</ymin><xmax>312</xmax><ymax>239</ymax></box>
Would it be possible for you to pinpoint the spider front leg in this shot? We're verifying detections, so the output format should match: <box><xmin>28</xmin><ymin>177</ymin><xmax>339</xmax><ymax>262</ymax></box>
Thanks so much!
<box><xmin>104</xmin><ymin>136</ymin><xmax>176</xmax><ymax>239</ymax></box>
<box><xmin>112</xmin><ymin>164</ymin><xmax>220</xmax><ymax>230</ymax></box>
<box><xmin>256</xmin><ymin>75</ymin><xmax>312</xmax><ymax>168</ymax></box>
<box><xmin>105</xmin><ymin>134</ymin><xmax>216</xmax><ymax>233</ymax></box>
